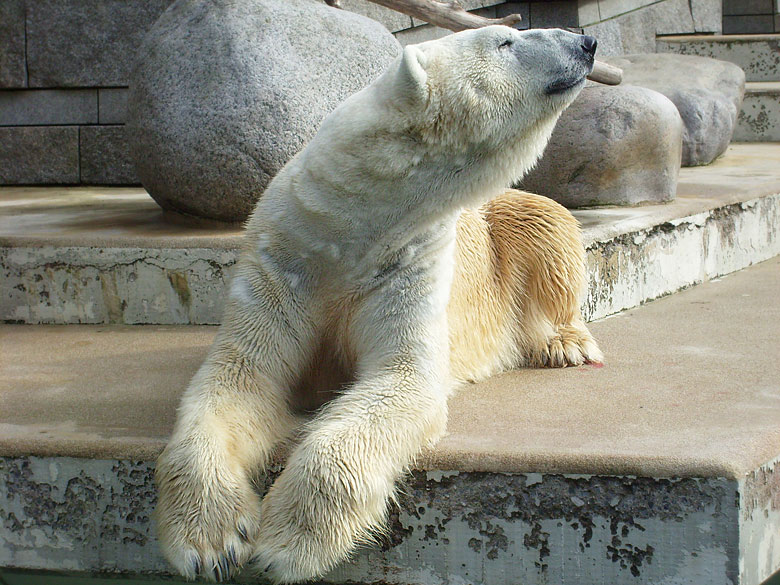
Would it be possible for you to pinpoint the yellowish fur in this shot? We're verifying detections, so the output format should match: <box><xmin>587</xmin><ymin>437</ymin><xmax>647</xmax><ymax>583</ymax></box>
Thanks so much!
<box><xmin>450</xmin><ymin>189</ymin><xmax>602</xmax><ymax>381</ymax></box>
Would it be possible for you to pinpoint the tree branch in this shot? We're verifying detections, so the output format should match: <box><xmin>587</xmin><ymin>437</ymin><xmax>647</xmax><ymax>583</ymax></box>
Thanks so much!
<box><xmin>365</xmin><ymin>0</ymin><xmax>523</xmax><ymax>31</ymax></box>
<box><xmin>326</xmin><ymin>0</ymin><xmax>622</xmax><ymax>85</ymax></box>
<box><xmin>589</xmin><ymin>60</ymin><xmax>622</xmax><ymax>85</ymax></box>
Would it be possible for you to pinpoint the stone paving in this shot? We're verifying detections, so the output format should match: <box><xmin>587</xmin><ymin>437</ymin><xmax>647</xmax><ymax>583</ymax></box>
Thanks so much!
<box><xmin>1</xmin><ymin>257</ymin><xmax>778</xmax><ymax>584</ymax></box>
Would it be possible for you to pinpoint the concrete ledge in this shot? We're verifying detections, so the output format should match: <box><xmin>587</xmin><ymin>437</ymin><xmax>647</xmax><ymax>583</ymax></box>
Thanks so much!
<box><xmin>1</xmin><ymin>257</ymin><xmax>779</xmax><ymax>584</ymax></box>
<box><xmin>736</xmin><ymin>82</ymin><xmax>780</xmax><ymax>141</ymax></box>
<box><xmin>2</xmin><ymin>144</ymin><xmax>780</xmax><ymax>325</ymax></box>
<box><xmin>0</xmin><ymin>457</ymin><xmax>753</xmax><ymax>584</ymax></box>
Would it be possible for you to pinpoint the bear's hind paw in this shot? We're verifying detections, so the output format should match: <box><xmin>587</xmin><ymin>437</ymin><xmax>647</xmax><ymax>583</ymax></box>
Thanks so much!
<box><xmin>531</xmin><ymin>323</ymin><xmax>603</xmax><ymax>368</ymax></box>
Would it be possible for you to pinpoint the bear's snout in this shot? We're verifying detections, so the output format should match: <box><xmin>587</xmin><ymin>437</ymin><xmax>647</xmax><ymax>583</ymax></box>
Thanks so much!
<box><xmin>580</xmin><ymin>35</ymin><xmax>597</xmax><ymax>57</ymax></box>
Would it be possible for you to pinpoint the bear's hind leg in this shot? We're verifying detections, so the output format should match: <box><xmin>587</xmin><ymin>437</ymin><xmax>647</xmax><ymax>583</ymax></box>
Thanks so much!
<box><xmin>483</xmin><ymin>190</ymin><xmax>603</xmax><ymax>368</ymax></box>
<box><xmin>156</xmin><ymin>265</ymin><xmax>317</xmax><ymax>582</ymax></box>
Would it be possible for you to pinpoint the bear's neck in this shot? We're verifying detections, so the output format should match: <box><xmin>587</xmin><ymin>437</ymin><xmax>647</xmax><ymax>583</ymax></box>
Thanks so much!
<box><xmin>299</xmin><ymin>117</ymin><xmax>552</xmax><ymax>227</ymax></box>
<box><xmin>250</xmin><ymin>102</ymin><xmax>559</xmax><ymax>272</ymax></box>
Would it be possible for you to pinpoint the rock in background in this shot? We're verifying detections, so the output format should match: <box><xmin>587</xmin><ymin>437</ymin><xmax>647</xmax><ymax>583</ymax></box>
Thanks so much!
<box><xmin>128</xmin><ymin>0</ymin><xmax>401</xmax><ymax>223</ymax></box>
<box><xmin>520</xmin><ymin>85</ymin><xmax>683</xmax><ymax>207</ymax></box>
<box><xmin>602</xmin><ymin>53</ymin><xmax>745</xmax><ymax>166</ymax></box>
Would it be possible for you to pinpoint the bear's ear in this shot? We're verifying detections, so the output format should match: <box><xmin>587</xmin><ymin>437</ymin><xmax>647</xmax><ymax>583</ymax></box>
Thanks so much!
<box><xmin>397</xmin><ymin>45</ymin><xmax>428</xmax><ymax>104</ymax></box>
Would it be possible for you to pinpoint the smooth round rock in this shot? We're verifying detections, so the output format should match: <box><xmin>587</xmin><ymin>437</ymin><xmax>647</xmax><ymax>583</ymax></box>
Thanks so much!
<box><xmin>128</xmin><ymin>0</ymin><xmax>400</xmax><ymax>223</ymax></box>
<box><xmin>603</xmin><ymin>54</ymin><xmax>745</xmax><ymax>167</ymax></box>
<box><xmin>519</xmin><ymin>85</ymin><xmax>683</xmax><ymax>207</ymax></box>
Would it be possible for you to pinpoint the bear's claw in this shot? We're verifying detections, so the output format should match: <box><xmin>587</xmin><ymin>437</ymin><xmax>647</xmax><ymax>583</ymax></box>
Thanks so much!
<box><xmin>227</xmin><ymin>545</ymin><xmax>239</xmax><ymax>567</ymax></box>
<box><xmin>190</xmin><ymin>554</ymin><xmax>202</xmax><ymax>578</ymax></box>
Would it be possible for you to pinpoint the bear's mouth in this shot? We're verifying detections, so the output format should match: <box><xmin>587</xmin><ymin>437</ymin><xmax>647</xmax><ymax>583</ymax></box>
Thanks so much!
<box><xmin>545</xmin><ymin>75</ymin><xmax>587</xmax><ymax>95</ymax></box>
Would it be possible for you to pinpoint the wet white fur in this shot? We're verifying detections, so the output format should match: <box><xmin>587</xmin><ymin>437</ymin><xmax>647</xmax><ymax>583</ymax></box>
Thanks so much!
<box><xmin>155</xmin><ymin>26</ymin><xmax>599</xmax><ymax>584</ymax></box>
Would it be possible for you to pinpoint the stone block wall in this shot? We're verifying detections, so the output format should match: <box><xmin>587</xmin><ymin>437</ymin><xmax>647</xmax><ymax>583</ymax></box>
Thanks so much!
<box><xmin>0</xmin><ymin>0</ymin><xmax>171</xmax><ymax>186</ymax></box>
<box><xmin>723</xmin><ymin>0</ymin><xmax>780</xmax><ymax>33</ymax></box>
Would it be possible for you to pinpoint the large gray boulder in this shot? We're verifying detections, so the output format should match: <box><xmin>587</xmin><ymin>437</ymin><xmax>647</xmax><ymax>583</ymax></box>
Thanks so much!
<box><xmin>128</xmin><ymin>0</ymin><xmax>400</xmax><ymax>223</ymax></box>
<box><xmin>602</xmin><ymin>53</ymin><xmax>745</xmax><ymax>166</ymax></box>
<box><xmin>520</xmin><ymin>85</ymin><xmax>683</xmax><ymax>207</ymax></box>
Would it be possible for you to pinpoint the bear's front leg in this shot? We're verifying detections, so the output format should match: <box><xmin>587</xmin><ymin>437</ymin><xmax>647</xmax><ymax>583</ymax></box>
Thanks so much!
<box><xmin>156</xmin><ymin>266</ymin><xmax>316</xmax><ymax>582</ymax></box>
<box><xmin>253</xmin><ymin>273</ymin><xmax>452</xmax><ymax>584</ymax></box>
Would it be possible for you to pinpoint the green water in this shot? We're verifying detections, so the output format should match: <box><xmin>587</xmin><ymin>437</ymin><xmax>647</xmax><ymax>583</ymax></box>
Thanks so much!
<box><xmin>0</xmin><ymin>572</ymin><xmax>189</xmax><ymax>585</ymax></box>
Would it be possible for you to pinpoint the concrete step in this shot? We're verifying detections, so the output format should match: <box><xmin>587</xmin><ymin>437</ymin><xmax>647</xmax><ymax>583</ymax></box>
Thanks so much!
<box><xmin>656</xmin><ymin>34</ymin><xmax>780</xmax><ymax>82</ymax></box>
<box><xmin>3</xmin><ymin>143</ymin><xmax>780</xmax><ymax>326</ymax></box>
<box><xmin>1</xmin><ymin>257</ymin><xmax>779</xmax><ymax>584</ymax></box>
<box><xmin>735</xmin><ymin>81</ymin><xmax>780</xmax><ymax>141</ymax></box>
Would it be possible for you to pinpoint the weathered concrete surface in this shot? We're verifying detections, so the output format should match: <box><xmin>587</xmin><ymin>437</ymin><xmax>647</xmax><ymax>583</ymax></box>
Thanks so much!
<box><xmin>735</xmin><ymin>82</ymin><xmax>780</xmax><ymax>141</ymax></box>
<box><xmin>741</xmin><ymin>459</ymin><xmax>780</xmax><ymax>585</ymax></box>
<box><xmin>3</xmin><ymin>144</ymin><xmax>780</xmax><ymax>325</ymax></box>
<box><xmin>0</xmin><ymin>188</ymin><xmax>242</xmax><ymax>325</ymax></box>
<box><xmin>0</xmin><ymin>458</ymin><xmax>743</xmax><ymax>584</ymax></box>
<box><xmin>1</xmin><ymin>245</ymin><xmax>238</xmax><ymax>325</ymax></box>
<box><xmin>9</xmin><ymin>256</ymin><xmax>780</xmax><ymax>476</ymax></box>
<box><xmin>2</xmin><ymin>258</ymin><xmax>780</xmax><ymax>583</ymax></box>
<box><xmin>583</xmin><ymin>192</ymin><xmax>780</xmax><ymax>320</ymax></box>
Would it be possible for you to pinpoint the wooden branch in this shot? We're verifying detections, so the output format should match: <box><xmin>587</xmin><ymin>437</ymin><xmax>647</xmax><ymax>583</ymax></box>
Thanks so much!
<box><xmin>365</xmin><ymin>0</ymin><xmax>522</xmax><ymax>31</ymax></box>
<box><xmin>324</xmin><ymin>0</ymin><xmax>623</xmax><ymax>85</ymax></box>
<box><xmin>590</xmin><ymin>60</ymin><xmax>623</xmax><ymax>86</ymax></box>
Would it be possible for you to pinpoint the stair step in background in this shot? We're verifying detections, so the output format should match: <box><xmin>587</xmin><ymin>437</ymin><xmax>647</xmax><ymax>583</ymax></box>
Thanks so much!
<box><xmin>656</xmin><ymin>34</ymin><xmax>780</xmax><ymax>82</ymax></box>
<box><xmin>3</xmin><ymin>145</ymin><xmax>780</xmax><ymax>326</ymax></box>
<box><xmin>736</xmin><ymin>81</ymin><xmax>780</xmax><ymax>141</ymax></box>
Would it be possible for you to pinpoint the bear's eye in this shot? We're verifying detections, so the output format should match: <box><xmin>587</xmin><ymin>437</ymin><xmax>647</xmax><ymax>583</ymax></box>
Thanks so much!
<box><xmin>498</xmin><ymin>39</ymin><xmax>513</xmax><ymax>49</ymax></box>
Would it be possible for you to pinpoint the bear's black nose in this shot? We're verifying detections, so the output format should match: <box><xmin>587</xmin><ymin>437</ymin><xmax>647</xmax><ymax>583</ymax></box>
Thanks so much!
<box><xmin>581</xmin><ymin>35</ymin><xmax>597</xmax><ymax>56</ymax></box>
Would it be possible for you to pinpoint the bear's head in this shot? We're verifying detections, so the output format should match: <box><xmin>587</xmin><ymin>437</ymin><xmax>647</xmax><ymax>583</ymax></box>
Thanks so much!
<box><xmin>300</xmin><ymin>26</ymin><xmax>596</xmax><ymax>222</ymax></box>
<box><xmin>398</xmin><ymin>26</ymin><xmax>595</xmax><ymax>149</ymax></box>
<box><xmin>378</xmin><ymin>26</ymin><xmax>596</xmax><ymax>192</ymax></box>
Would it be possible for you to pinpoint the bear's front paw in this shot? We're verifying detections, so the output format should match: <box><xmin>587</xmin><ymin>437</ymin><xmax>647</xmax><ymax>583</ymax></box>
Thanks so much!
<box><xmin>155</xmin><ymin>446</ymin><xmax>262</xmax><ymax>582</ymax></box>
<box><xmin>252</xmin><ymin>452</ymin><xmax>386</xmax><ymax>584</ymax></box>
<box><xmin>251</xmin><ymin>480</ymin><xmax>353</xmax><ymax>584</ymax></box>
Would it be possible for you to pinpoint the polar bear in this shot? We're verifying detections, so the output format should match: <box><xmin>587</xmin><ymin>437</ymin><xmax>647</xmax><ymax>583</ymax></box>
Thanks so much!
<box><xmin>155</xmin><ymin>25</ymin><xmax>602</xmax><ymax>584</ymax></box>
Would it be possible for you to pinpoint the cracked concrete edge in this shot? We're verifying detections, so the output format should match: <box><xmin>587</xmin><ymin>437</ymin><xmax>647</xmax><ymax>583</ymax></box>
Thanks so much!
<box><xmin>2</xmin><ymin>192</ymin><xmax>779</xmax><ymax>325</ymax></box>
<box><xmin>0</xmin><ymin>455</ymin><xmax>752</xmax><ymax>585</ymax></box>
<box><xmin>735</xmin><ymin>90</ymin><xmax>780</xmax><ymax>141</ymax></box>
<box><xmin>739</xmin><ymin>456</ymin><xmax>780</xmax><ymax>585</ymax></box>
<box><xmin>0</xmin><ymin>246</ymin><xmax>239</xmax><ymax>325</ymax></box>
<box><xmin>583</xmin><ymin>192</ymin><xmax>780</xmax><ymax>321</ymax></box>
